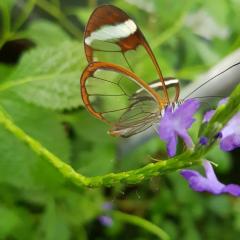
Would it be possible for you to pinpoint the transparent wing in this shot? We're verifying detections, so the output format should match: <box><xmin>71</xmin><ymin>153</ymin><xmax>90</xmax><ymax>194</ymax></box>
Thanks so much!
<box><xmin>80</xmin><ymin>62</ymin><xmax>163</xmax><ymax>137</ymax></box>
<box><xmin>135</xmin><ymin>77</ymin><xmax>180</xmax><ymax>103</ymax></box>
<box><xmin>84</xmin><ymin>5</ymin><xmax>169</xmax><ymax>102</ymax></box>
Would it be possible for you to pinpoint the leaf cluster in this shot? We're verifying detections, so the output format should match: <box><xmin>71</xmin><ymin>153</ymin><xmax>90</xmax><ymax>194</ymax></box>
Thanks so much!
<box><xmin>0</xmin><ymin>0</ymin><xmax>240</xmax><ymax>239</ymax></box>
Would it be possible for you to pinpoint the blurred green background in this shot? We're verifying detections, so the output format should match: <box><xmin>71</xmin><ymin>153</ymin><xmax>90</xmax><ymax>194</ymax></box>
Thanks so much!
<box><xmin>0</xmin><ymin>0</ymin><xmax>240</xmax><ymax>239</ymax></box>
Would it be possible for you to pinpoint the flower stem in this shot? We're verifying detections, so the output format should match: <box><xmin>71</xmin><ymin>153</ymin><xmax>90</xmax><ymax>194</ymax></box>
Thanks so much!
<box><xmin>113</xmin><ymin>210</ymin><xmax>171</xmax><ymax>240</ymax></box>
<box><xmin>0</xmin><ymin>84</ymin><xmax>239</xmax><ymax>188</ymax></box>
<box><xmin>0</xmin><ymin>107</ymin><xmax>90</xmax><ymax>187</ymax></box>
<box><xmin>0</xmin><ymin>104</ymin><xmax>198</xmax><ymax>188</ymax></box>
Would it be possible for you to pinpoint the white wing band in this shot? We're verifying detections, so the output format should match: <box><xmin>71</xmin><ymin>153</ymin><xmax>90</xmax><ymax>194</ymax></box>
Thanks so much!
<box><xmin>85</xmin><ymin>19</ymin><xmax>137</xmax><ymax>45</ymax></box>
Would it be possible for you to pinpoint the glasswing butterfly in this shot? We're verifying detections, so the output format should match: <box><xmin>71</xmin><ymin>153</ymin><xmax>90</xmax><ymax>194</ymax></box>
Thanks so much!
<box><xmin>80</xmin><ymin>5</ymin><xmax>182</xmax><ymax>137</ymax></box>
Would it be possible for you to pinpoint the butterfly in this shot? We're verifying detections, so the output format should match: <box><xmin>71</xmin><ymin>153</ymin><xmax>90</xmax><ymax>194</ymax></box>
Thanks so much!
<box><xmin>80</xmin><ymin>5</ymin><xmax>182</xmax><ymax>138</ymax></box>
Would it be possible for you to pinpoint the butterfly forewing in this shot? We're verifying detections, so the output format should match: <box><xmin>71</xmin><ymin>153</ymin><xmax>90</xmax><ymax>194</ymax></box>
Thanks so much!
<box><xmin>84</xmin><ymin>5</ymin><xmax>169</xmax><ymax>102</ymax></box>
<box><xmin>80</xmin><ymin>62</ymin><xmax>163</xmax><ymax>137</ymax></box>
<box><xmin>85</xmin><ymin>5</ymin><xmax>141</xmax><ymax>61</ymax></box>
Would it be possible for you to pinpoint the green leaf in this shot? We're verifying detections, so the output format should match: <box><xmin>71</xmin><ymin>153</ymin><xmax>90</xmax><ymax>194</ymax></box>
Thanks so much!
<box><xmin>73</xmin><ymin>8</ymin><xmax>92</xmax><ymax>25</ymax></box>
<box><xmin>208</xmin><ymin>196</ymin><xmax>231</xmax><ymax>217</ymax></box>
<box><xmin>69</xmin><ymin>111</ymin><xmax>116</xmax><ymax>177</ymax></box>
<box><xmin>0</xmin><ymin>64</ymin><xmax>14</xmax><ymax>81</ymax></box>
<box><xmin>73</xmin><ymin>111</ymin><xmax>113</xmax><ymax>144</ymax></box>
<box><xmin>0</xmin><ymin>206</ymin><xmax>20</xmax><ymax>239</ymax></box>
<box><xmin>58</xmin><ymin>189</ymin><xmax>103</xmax><ymax>224</ymax></box>
<box><xmin>0</xmin><ymin>0</ymin><xmax>15</xmax><ymax>11</ymax></box>
<box><xmin>204</xmin><ymin>0</ymin><xmax>228</xmax><ymax>25</ymax></box>
<box><xmin>39</xmin><ymin>200</ymin><xmax>70</xmax><ymax>240</ymax></box>
<box><xmin>76</xmin><ymin>145</ymin><xmax>115</xmax><ymax>177</ymax></box>
<box><xmin>2</xmin><ymin>41</ymin><xmax>86</xmax><ymax>110</ymax></box>
<box><xmin>119</xmin><ymin>137</ymin><xmax>165</xmax><ymax>171</ymax></box>
<box><xmin>0</xmin><ymin>93</ymin><xmax>70</xmax><ymax>189</ymax></box>
<box><xmin>22</xmin><ymin>19</ymin><xmax>71</xmax><ymax>46</ymax></box>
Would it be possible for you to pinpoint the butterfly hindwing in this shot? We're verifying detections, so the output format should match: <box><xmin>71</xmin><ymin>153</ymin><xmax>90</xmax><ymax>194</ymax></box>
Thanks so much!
<box><xmin>80</xmin><ymin>62</ymin><xmax>163</xmax><ymax>137</ymax></box>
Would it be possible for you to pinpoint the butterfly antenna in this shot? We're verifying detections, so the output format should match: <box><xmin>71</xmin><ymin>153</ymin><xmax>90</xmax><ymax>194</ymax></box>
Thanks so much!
<box><xmin>190</xmin><ymin>95</ymin><xmax>224</xmax><ymax>99</ymax></box>
<box><xmin>183</xmin><ymin>61</ymin><xmax>240</xmax><ymax>100</ymax></box>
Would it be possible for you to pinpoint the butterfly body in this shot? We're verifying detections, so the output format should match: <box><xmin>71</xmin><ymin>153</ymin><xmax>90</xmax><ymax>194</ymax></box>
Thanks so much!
<box><xmin>80</xmin><ymin>5</ymin><xmax>180</xmax><ymax>137</ymax></box>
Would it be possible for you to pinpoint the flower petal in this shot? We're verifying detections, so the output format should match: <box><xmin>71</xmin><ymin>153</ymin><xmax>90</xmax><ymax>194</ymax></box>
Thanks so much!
<box><xmin>202</xmin><ymin>98</ymin><xmax>240</xmax><ymax>152</ymax></box>
<box><xmin>220</xmin><ymin>113</ymin><xmax>240</xmax><ymax>151</ymax></box>
<box><xmin>203</xmin><ymin>161</ymin><xmax>225</xmax><ymax>193</ymax></box>
<box><xmin>203</xmin><ymin>98</ymin><xmax>228</xmax><ymax>123</ymax></box>
<box><xmin>222</xmin><ymin>184</ymin><xmax>240</xmax><ymax>196</ymax></box>
<box><xmin>203</xmin><ymin>110</ymin><xmax>215</xmax><ymax>123</ymax></box>
<box><xmin>177</xmin><ymin>128</ymin><xmax>193</xmax><ymax>147</ymax></box>
<box><xmin>102</xmin><ymin>202</ymin><xmax>113</xmax><ymax>210</ymax></box>
<box><xmin>99</xmin><ymin>215</ymin><xmax>113</xmax><ymax>226</ymax></box>
<box><xmin>174</xmin><ymin>99</ymin><xmax>200</xmax><ymax>128</ymax></box>
<box><xmin>167</xmin><ymin>133</ymin><xmax>177</xmax><ymax>157</ymax></box>
<box><xmin>181</xmin><ymin>160</ymin><xmax>240</xmax><ymax>197</ymax></box>
<box><xmin>181</xmin><ymin>169</ymin><xmax>202</xmax><ymax>179</ymax></box>
<box><xmin>158</xmin><ymin>99</ymin><xmax>200</xmax><ymax>157</ymax></box>
<box><xmin>218</xmin><ymin>98</ymin><xmax>228</xmax><ymax>106</ymax></box>
<box><xmin>220</xmin><ymin>134</ymin><xmax>240</xmax><ymax>151</ymax></box>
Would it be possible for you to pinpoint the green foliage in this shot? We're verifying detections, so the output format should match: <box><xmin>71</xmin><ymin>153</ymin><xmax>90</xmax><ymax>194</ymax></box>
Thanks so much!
<box><xmin>0</xmin><ymin>0</ymin><xmax>240</xmax><ymax>240</ymax></box>
<box><xmin>0</xmin><ymin>64</ymin><xmax>14</xmax><ymax>80</ymax></box>
<box><xmin>3</xmin><ymin>41</ymin><xmax>85</xmax><ymax>110</ymax></box>
<box><xmin>0</xmin><ymin>206</ymin><xmax>21</xmax><ymax>239</ymax></box>
<box><xmin>0</xmin><ymin>93</ymin><xmax>69</xmax><ymax>189</ymax></box>
<box><xmin>22</xmin><ymin>19</ymin><xmax>71</xmax><ymax>46</ymax></box>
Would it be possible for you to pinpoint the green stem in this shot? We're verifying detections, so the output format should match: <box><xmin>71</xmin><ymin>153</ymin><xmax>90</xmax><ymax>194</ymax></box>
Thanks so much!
<box><xmin>0</xmin><ymin>105</ymin><xmax>198</xmax><ymax>188</ymax></box>
<box><xmin>13</xmin><ymin>0</ymin><xmax>36</xmax><ymax>31</ymax></box>
<box><xmin>0</xmin><ymin>0</ymin><xmax>36</xmax><ymax>48</ymax></box>
<box><xmin>0</xmin><ymin>107</ymin><xmax>90</xmax><ymax>187</ymax></box>
<box><xmin>0</xmin><ymin>2</ymin><xmax>11</xmax><ymax>48</ymax></box>
<box><xmin>0</xmin><ymin>85</ymin><xmax>239</xmax><ymax>188</ymax></box>
<box><xmin>36</xmin><ymin>0</ymin><xmax>82</xmax><ymax>39</ymax></box>
<box><xmin>113</xmin><ymin>210</ymin><xmax>170</xmax><ymax>240</ymax></box>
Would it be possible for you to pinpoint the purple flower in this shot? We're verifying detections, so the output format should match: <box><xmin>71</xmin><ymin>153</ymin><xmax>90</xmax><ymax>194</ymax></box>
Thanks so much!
<box><xmin>203</xmin><ymin>98</ymin><xmax>240</xmax><ymax>151</ymax></box>
<box><xmin>199</xmin><ymin>136</ymin><xmax>208</xmax><ymax>145</ymax></box>
<box><xmin>98</xmin><ymin>202</ymin><xmax>113</xmax><ymax>227</ymax></box>
<box><xmin>98</xmin><ymin>215</ymin><xmax>113</xmax><ymax>227</ymax></box>
<box><xmin>203</xmin><ymin>110</ymin><xmax>215</xmax><ymax>123</ymax></box>
<box><xmin>203</xmin><ymin>98</ymin><xmax>227</xmax><ymax>123</ymax></box>
<box><xmin>102</xmin><ymin>202</ymin><xmax>113</xmax><ymax>211</ymax></box>
<box><xmin>220</xmin><ymin>112</ymin><xmax>240</xmax><ymax>151</ymax></box>
<box><xmin>181</xmin><ymin>161</ymin><xmax>240</xmax><ymax>196</ymax></box>
<box><xmin>158</xmin><ymin>99</ymin><xmax>200</xmax><ymax>157</ymax></box>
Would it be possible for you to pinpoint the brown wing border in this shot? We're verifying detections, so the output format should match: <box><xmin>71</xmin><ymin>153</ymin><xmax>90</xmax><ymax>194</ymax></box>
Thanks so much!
<box><xmin>80</xmin><ymin>61</ymin><xmax>165</xmax><ymax>125</ymax></box>
<box><xmin>83</xmin><ymin>4</ymin><xmax>170</xmax><ymax>103</ymax></box>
